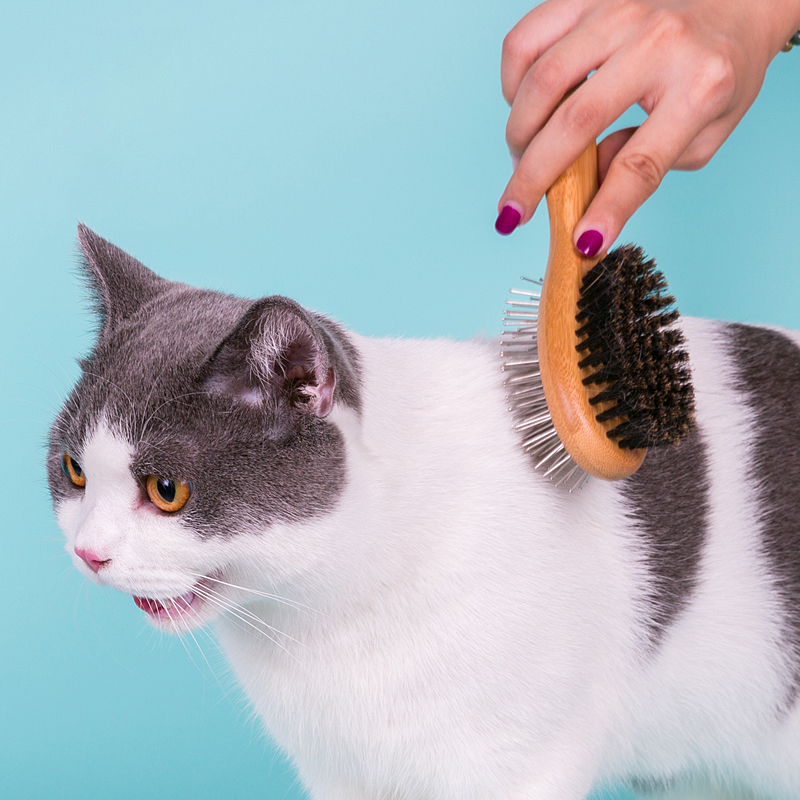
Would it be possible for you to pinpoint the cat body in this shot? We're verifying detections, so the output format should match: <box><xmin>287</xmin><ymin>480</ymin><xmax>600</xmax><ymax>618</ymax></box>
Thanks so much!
<box><xmin>49</xmin><ymin>227</ymin><xmax>800</xmax><ymax>800</ymax></box>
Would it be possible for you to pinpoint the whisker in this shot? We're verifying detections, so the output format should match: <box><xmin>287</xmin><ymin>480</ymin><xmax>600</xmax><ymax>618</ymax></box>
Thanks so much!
<box><xmin>169</xmin><ymin>602</ymin><xmax>233</xmax><ymax>700</ymax></box>
<box><xmin>190</xmin><ymin>573</ymin><xmax>327</xmax><ymax>618</ymax></box>
<box><xmin>169</xmin><ymin>605</ymin><xmax>207</xmax><ymax>678</ymax></box>
<box><xmin>9</xmin><ymin>395</ymin><xmax>67</xmax><ymax>415</ymax></box>
<box><xmin>193</xmin><ymin>586</ymin><xmax>307</xmax><ymax>669</ymax></box>
<box><xmin>139</xmin><ymin>390</ymin><xmax>212</xmax><ymax>444</ymax></box>
<box><xmin>194</xmin><ymin>585</ymin><xmax>289</xmax><ymax>648</ymax></box>
<box><xmin>80</xmin><ymin>370</ymin><xmax>137</xmax><ymax>421</ymax></box>
<box><xmin>31</xmin><ymin>358</ymin><xmax>74</xmax><ymax>404</ymax></box>
<box><xmin>142</xmin><ymin>440</ymin><xmax>178</xmax><ymax>459</ymax></box>
<box><xmin>0</xmin><ymin>416</ymin><xmax>63</xmax><ymax>427</ymax></box>
<box><xmin>138</xmin><ymin>362</ymin><xmax>172</xmax><ymax>443</ymax></box>
<box><xmin>27</xmin><ymin>361</ymin><xmax>69</xmax><ymax>408</ymax></box>
<box><xmin>52</xmin><ymin>357</ymin><xmax>78</xmax><ymax>393</ymax></box>
<box><xmin>198</xmin><ymin>585</ymin><xmax>310</xmax><ymax>649</ymax></box>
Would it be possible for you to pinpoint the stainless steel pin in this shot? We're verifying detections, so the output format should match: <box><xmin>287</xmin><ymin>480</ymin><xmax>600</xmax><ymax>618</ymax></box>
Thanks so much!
<box><xmin>502</xmin><ymin>358</ymin><xmax>539</xmax><ymax>367</ymax></box>
<box><xmin>515</xmin><ymin>410</ymin><xmax>554</xmax><ymax>430</ymax></box>
<box><xmin>523</xmin><ymin>428</ymin><xmax>559</xmax><ymax>448</ymax></box>
<box><xmin>504</xmin><ymin>373</ymin><xmax>542</xmax><ymax>386</ymax></box>
<box><xmin>543</xmin><ymin>452</ymin><xmax>574</xmax><ymax>478</ymax></box>
<box><xmin>507</xmin><ymin>385</ymin><xmax>544</xmax><ymax>398</ymax></box>
<box><xmin>502</xmin><ymin>323</ymin><xmax>536</xmax><ymax>330</ymax></box>
<box><xmin>535</xmin><ymin>442</ymin><xmax>565</xmax><ymax>470</ymax></box>
<box><xmin>554</xmin><ymin>464</ymin><xmax>580</xmax><ymax>488</ymax></box>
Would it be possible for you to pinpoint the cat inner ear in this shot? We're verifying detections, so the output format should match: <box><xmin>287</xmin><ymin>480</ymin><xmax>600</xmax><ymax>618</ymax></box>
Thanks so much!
<box><xmin>77</xmin><ymin>223</ymin><xmax>168</xmax><ymax>331</ymax></box>
<box><xmin>204</xmin><ymin>296</ymin><xmax>337</xmax><ymax>419</ymax></box>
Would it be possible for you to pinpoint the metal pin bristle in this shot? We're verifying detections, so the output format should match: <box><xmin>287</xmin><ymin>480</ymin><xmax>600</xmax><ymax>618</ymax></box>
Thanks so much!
<box><xmin>502</xmin><ymin>276</ymin><xmax>587</xmax><ymax>492</ymax></box>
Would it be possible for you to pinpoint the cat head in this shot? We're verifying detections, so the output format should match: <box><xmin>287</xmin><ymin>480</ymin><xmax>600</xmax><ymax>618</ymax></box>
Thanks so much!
<box><xmin>48</xmin><ymin>225</ymin><xmax>360</xmax><ymax>630</ymax></box>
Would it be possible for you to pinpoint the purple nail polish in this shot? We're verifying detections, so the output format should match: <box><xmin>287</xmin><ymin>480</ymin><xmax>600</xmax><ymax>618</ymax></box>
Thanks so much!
<box><xmin>576</xmin><ymin>229</ymin><xmax>604</xmax><ymax>258</ymax></box>
<box><xmin>495</xmin><ymin>205</ymin><xmax>522</xmax><ymax>236</ymax></box>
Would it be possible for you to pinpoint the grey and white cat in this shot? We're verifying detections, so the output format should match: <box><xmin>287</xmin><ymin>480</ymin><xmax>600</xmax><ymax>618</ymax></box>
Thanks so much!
<box><xmin>48</xmin><ymin>225</ymin><xmax>800</xmax><ymax>800</ymax></box>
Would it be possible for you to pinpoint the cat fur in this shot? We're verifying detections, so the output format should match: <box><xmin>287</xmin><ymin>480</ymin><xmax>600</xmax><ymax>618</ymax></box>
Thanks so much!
<box><xmin>48</xmin><ymin>226</ymin><xmax>800</xmax><ymax>800</ymax></box>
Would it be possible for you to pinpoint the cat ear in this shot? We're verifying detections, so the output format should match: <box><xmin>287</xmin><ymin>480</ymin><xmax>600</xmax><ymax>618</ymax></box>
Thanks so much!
<box><xmin>77</xmin><ymin>223</ymin><xmax>168</xmax><ymax>330</ymax></box>
<box><xmin>204</xmin><ymin>296</ymin><xmax>337</xmax><ymax>419</ymax></box>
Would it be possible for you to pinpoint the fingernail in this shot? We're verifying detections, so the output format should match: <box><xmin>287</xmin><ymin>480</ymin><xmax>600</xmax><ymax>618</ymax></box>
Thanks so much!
<box><xmin>495</xmin><ymin>204</ymin><xmax>522</xmax><ymax>236</ymax></box>
<box><xmin>576</xmin><ymin>229</ymin><xmax>604</xmax><ymax>258</ymax></box>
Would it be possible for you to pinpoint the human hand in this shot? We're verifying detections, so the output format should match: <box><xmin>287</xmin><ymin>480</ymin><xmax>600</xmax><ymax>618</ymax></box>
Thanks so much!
<box><xmin>495</xmin><ymin>0</ymin><xmax>800</xmax><ymax>253</ymax></box>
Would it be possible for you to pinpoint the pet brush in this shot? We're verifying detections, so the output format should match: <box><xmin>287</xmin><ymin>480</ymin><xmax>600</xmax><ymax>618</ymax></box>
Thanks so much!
<box><xmin>501</xmin><ymin>140</ymin><xmax>694</xmax><ymax>490</ymax></box>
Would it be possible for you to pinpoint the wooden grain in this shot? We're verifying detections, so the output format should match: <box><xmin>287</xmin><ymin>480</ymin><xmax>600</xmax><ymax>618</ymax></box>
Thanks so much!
<box><xmin>537</xmin><ymin>142</ymin><xmax>646</xmax><ymax>480</ymax></box>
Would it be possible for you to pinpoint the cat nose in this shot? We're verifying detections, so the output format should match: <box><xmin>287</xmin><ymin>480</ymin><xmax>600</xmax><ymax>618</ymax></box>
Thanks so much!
<box><xmin>75</xmin><ymin>547</ymin><xmax>110</xmax><ymax>573</ymax></box>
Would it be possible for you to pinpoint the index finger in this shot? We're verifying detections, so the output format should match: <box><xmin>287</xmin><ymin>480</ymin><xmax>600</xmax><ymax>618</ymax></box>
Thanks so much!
<box><xmin>501</xmin><ymin>0</ymin><xmax>587</xmax><ymax>105</ymax></box>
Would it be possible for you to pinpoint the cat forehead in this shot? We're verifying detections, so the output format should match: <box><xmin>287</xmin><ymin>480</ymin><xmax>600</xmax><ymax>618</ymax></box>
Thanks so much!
<box><xmin>71</xmin><ymin>284</ymin><xmax>249</xmax><ymax>428</ymax></box>
<box><xmin>96</xmin><ymin>282</ymin><xmax>251</xmax><ymax>376</ymax></box>
<box><xmin>79</xmin><ymin>420</ymin><xmax>139</xmax><ymax>496</ymax></box>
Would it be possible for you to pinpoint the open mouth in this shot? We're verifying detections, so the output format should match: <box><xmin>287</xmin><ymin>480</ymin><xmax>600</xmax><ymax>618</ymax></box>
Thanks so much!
<box><xmin>133</xmin><ymin>588</ymin><xmax>202</xmax><ymax>621</ymax></box>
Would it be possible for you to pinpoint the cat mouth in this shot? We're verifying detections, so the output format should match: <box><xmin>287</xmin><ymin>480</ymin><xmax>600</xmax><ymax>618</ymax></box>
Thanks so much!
<box><xmin>133</xmin><ymin>590</ymin><xmax>201</xmax><ymax>621</ymax></box>
<box><xmin>130</xmin><ymin>574</ymin><xmax>226</xmax><ymax>629</ymax></box>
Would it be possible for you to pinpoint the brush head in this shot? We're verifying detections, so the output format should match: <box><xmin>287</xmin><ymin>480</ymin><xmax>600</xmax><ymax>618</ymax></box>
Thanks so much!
<box><xmin>575</xmin><ymin>244</ymin><xmax>694</xmax><ymax>450</ymax></box>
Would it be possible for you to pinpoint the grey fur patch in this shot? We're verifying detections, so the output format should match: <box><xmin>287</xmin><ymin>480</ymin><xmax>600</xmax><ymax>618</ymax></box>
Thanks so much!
<box><xmin>621</xmin><ymin>427</ymin><xmax>710</xmax><ymax>648</ymax></box>
<box><xmin>726</xmin><ymin>323</ymin><xmax>800</xmax><ymax>702</ymax></box>
<box><xmin>48</xmin><ymin>227</ymin><xmax>362</xmax><ymax>537</ymax></box>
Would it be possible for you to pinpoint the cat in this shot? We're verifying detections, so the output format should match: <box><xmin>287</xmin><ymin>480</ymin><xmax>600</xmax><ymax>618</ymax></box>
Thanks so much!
<box><xmin>48</xmin><ymin>224</ymin><xmax>800</xmax><ymax>800</ymax></box>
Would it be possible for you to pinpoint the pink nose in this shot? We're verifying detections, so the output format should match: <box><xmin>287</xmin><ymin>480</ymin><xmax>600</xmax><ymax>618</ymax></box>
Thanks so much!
<box><xmin>75</xmin><ymin>548</ymin><xmax>109</xmax><ymax>573</ymax></box>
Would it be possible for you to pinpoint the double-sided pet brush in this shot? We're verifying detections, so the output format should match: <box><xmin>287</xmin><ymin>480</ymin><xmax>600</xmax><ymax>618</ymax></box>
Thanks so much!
<box><xmin>501</xmin><ymin>140</ymin><xmax>694</xmax><ymax>490</ymax></box>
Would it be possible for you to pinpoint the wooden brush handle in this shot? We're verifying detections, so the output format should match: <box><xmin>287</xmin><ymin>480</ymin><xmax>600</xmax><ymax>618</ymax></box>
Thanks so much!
<box><xmin>537</xmin><ymin>141</ymin><xmax>646</xmax><ymax>480</ymax></box>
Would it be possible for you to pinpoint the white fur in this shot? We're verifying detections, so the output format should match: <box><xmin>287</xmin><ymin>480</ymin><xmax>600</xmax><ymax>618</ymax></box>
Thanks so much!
<box><xmin>58</xmin><ymin>320</ymin><xmax>800</xmax><ymax>800</ymax></box>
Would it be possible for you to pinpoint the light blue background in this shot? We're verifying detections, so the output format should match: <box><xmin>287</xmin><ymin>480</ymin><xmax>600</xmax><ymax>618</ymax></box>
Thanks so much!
<box><xmin>2</xmin><ymin>1</ymin><xmax>798</xmax><ymax>798</ymax></box>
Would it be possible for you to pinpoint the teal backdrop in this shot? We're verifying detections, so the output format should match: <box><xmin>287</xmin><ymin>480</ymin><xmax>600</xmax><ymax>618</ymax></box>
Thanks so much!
<box><xmin>1</xmin><ymin>1</ymin><xmax>798</xmax><ymax>798</ymax></box>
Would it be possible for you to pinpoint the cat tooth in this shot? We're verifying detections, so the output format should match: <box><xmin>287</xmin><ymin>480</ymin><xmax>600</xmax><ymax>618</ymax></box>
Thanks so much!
<box><xmin>161</xmin><ymin>598</ymin><xmax>174</xmax><ymax>610</ymax></box>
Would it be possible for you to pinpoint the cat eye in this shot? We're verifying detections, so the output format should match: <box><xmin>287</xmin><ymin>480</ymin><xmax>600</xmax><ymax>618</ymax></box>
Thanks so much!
<box><xmin>62</xmin><ymin>453</ymin><xmax>86</xmax><ymax>487</ymax></box>
<box><xmin>145</xmin><ymin>475</ymin><xmax>191</xmax><ymax>513</ymax></box>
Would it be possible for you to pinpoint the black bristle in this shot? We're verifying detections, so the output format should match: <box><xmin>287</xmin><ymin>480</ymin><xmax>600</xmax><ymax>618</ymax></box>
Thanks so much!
<box><xmin>576</xmin><ymin>244</ymin><xmax>695</xmax><ymax>450</ymax></box>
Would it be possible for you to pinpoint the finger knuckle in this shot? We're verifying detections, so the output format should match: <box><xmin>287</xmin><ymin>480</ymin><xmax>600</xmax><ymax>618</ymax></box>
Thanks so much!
<box><xmin>562</xmin><ymin>99</ymin><xmax>603</xmax><ymax>137</ymax></box>
<box><xmin>680</xmin><ymin>151</ymin><xmax>712</xmax><ymax>171</ymax></box>
<box><xmin>616</xmin><ymin>151</ymin><xmax>664</xmax><ymax>194</ymax></box>
<box><xmin>506</xmin><ymin>169</ymin><xmax>543</xmax><ymax>205</ymax></box>
<box><xmin>502</xmin><ymin>29</ymin><xmax>528</xmax><ymax>66</ymax></box>
<box><xmin>530</xmin><ymin>55</ymin><xmax>565</xmax><ymax>98</ymax></box>
<box><xmin>603</xmin><ymin>0</ymin><xmax>649</xmax><ymax>32</ymax></box>
<box><xmin>680</xmin><ymin>141</ymin><xmax>716</xmax><ymax>170</ymax></box>
<box><xmin>645</xmin><ymin>8</ymin><xmax>691</xmax><ymax>46</ymax></box>
<box><xmin>692</xmin><ymin>53</ymin><xmax>736</xmax><ymax>110</ymax></box>
<box><xmin>617</xmin><ymin>0</ymin><xmax>648</xmax><ymax>24</ymax></box>
<box><xmin>505</xmin><ymin>117</ymin><xmax>529</xmax><ymax>154</ymax></box>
